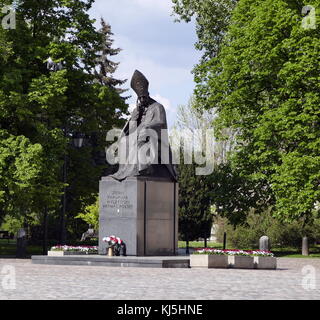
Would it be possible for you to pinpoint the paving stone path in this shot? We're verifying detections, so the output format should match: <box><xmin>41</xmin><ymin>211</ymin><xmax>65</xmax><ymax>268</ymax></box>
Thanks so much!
<box><xmin>0</xmin><ymin>258</ymin><xmax>319</xmax><ymax>300</ymax></box>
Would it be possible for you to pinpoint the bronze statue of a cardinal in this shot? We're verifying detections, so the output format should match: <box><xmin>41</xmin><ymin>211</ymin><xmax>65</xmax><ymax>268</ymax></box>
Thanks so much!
<box><xmin>110</xmin><ymin>70</ymin><xmax>177</xmax><ymax>182</ymax></box>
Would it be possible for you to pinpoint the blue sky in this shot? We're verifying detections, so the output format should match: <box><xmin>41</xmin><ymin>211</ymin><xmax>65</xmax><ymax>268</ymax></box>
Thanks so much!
<box><xmin>89</xmin><ymin>0</ymin><xmax>201</xmax><ymax>128</ymax></box>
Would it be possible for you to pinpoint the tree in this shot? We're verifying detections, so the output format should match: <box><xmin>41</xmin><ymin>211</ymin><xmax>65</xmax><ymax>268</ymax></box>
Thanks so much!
<box><xmin>171</xmin><ymin>96</ymin><xmax>237</xmax><ymax>165</ymax></box>
<box><xmin>173</xmin><ymin>99</ymin><xmax>214</xmax><ymax>247</ymax></box>
<box><xmin>172</xmin><ymin>0</ymin><xmax>237</xmax><ymax>61</ymax></box>
<box><xmin>210</xmin><ymin>163</ymin><xmax>272</xmax><ymax>227</ymax></box>
<box><xmin>178</xmin><ymin>157</ymin><xmax>213</xmax><ymax>248</ymax></box>
<box><xmin>172</xmin><ymin>0</ymin><xmax>237</xmax><ymax>109</ymax></box>
<box><xmin>76</xmin><ymin>196</ymin><xmax>99</xmax><ymax>230</ymax></box>
<box><xmin>0</xmin><ymin>131</ymin><xmax>45</xmax><ymax>221</ymax></box>
<box><xmin>172</xmin><ymin>97</ymin><xmax>263</xmax><ymax>229</ymax></box>
<box><xmin>94</xmin><ymin>18</ymin><xmax>128</xmax><ymax>97</ymax></box>
<box><xmin>0</xmin><ymin>0</ymin><xmax>128</xmax><ymax>243</ymax></box>
<box><xmin>192</xmin><ymin>0</ymin><xmax>320</xmax><ymax>223</ymax></box>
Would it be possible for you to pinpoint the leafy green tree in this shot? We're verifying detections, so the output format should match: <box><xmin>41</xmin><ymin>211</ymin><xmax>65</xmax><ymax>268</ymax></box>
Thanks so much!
<box><xmin>0</xmin><ymin>215</ymin><xmax>24</xmax><ymax>236</ymax></box>
<box><xmin>0</xmin><ymin>0</ymin><xmax>128</xmax><ymax>243</ymax></box>
<box><xmin>76</xmin><ymin>196</ymin><xmax>99</xmax><ymax>230</ymax></box>
<box><xmin>210</xmin><ymin>163</ymin><xmax>272</xmax><ymax>227</ymax></box>
<box><xmin>172</xmin><ymin>0</ymin><xmax>237</xmax><ymax>60</ymax></box>
<box><xmin>192</xmin><ymin>0</ymin><xmax>320</xmax><ymax>223</ymax></box>
<box><xmin>172</xmin><ymin>0</ymin><xmax>237</xmax><ymax>108</ymax></box>
<box><xmin>0</xmin><ymin>131</ymin><xmax>44</xmax><ymax>218</ymax></box>
<box><xmin>172</xmin><ymin>95</ymin><xmax>265</xmax><ymax>229</ymax></box>
<box><xmin>216</xmin><ymin>208</ymin><xmax>320</xmax><ymax>250</ymax></box>
<box><xmin>178</xmin><ymin>157</ymin><xmax>213</xmax><ymax>247</ymax></box>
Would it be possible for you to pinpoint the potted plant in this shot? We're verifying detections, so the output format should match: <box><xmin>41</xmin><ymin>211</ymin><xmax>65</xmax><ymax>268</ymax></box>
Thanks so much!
<box><xmin>226</xmin><ymin>250</ymin><xmax>254</xmax><ymax>269</ymax></box>
<box><xmin>48</xmin><ymin>245</ymin><xmax>98</xmax><ymax>256</ymax></box>
<box><xmin>252</xmin><ymin>251</ymin><xmax>277</xmax><ymax>269</ymax></box>
<box><xmin>190</xmin><ymin>249</ymin><xmax>229</xmax><ymax>268</ymax></box>
<box><xmin>191</xmin><ymin>248</ymin><xmax>275</xmax><ymax>269</ymax></box>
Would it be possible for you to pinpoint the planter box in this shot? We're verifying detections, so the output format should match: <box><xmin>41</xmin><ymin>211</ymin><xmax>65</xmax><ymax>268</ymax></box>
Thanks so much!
<box><xmin>254</xmin><ymin>256</ymin><xmax>277</xmax><ymax>269</ymax></box>
<box><xmin>229</xmin><ymin>255</ymin><xmax>254</xmax><ymax>269</ymax></box>
<box><xmin>47</xmin><ymin>251</ymin><xmax>96</xmax><ymax>257</ymax></box>
<box><xmin>190</xmin><ymin>255</ymin><xmax>229</xmax><ymax>268</ymax></box>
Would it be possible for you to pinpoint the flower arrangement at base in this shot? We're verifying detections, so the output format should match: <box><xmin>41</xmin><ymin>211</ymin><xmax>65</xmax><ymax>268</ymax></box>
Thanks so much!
<box><xmin>250</xmin><ymin>250</ymin><xmax>274</xmax><ymax>257</ymax></box>
<box><xmin>50</xmin><ymin>245</ymin><xmax>98</xmax><ymax>254</ymax></box>
<box><xmin>102</xmin><ymin>235</ymin><xmax>126</xmax><ymax>256</ymax></box>
<box><xmin>193</xmin><ymin>248</ymin><xmax>274</xmax><ymax>257</ymax></box>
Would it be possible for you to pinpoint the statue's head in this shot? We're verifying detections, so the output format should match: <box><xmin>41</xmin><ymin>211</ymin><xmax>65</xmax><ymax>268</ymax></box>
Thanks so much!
<box><xmin>131</xmin><ymin>70</ymin><xmax>150</xmax><ymax>107</ymax></box>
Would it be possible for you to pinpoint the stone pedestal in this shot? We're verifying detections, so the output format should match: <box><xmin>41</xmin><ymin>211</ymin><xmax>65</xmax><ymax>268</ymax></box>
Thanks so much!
<box><xmin>99</xmin><ymin>177</ymin><xmax>178</xmax><ymax>256</ymax></box>
<box><xmin>254</xmin><ymin>256</ymin><xmax>277</xmax><ymax>269</ymax></box>
<box><xmin>229</xmin><ymin>256</ymin><xmax>254</xmax><ymax>269</ymax></box>
<box><xmin>190</xmin><ymin>255</ymin><xmax>229</xmax><ymax>269</ymax></box>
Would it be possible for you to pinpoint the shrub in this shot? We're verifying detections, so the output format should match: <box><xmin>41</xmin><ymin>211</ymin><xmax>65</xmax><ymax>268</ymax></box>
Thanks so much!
<box><xmin>215</xmin><ymin>209</ymin><xmax>320</xmax><ymax>249</ymax></box>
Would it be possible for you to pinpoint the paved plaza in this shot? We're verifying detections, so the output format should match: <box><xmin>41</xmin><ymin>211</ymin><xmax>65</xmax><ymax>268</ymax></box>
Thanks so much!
<box><xmin>0</xmin><ymin>258</ymin><xmax>319</xmax><ymax>300</ymax></box>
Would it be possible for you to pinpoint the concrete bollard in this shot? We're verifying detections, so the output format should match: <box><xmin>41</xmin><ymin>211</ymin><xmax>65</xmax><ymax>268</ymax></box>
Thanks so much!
<box><xmin>259</xmin><ymin>236</ymin><xmax>270</xmax><ymax>251</ymax></box>
<box><xmin>302</xmin><ymin>237</ymin><xmax>309</xmax><ymax>256</ymax></box>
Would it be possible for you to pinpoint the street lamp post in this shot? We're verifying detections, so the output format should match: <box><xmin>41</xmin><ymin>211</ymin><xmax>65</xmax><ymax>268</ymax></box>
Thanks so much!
<box><xmin>60</xmin><ymin>132</ymin><xmax>85</xmax><ymax>245</ymax></box>
<box><xmin>46</xmin><ymin>58</ymin><xmax>85</xmax><ymax>245</ymax></box>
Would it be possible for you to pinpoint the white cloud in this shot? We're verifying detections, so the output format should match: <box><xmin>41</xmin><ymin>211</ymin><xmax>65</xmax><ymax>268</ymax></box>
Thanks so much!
<box><xmin>132</xmin><ymin>0</ymin><xmax>173</xmax><ymax>13</ymax></box>
<box><xmin>90</xmin><ymin>0</ymin><xmax>199</xmax><ymax>128</ymax></box>
<box><xmin>92</xmin><ymin>0</ymin><xmax>173</xmax><ymax>24</ymax></box>
<box><xmin>112</xmin><ymin>34</ymin><xmax>193</xmax><ymax>89</ymax></box>
<box><xmin>153</xmin><ymin>94</ymin><xmax>171</xmax><ymax>111</ymax></box>
<box><xmin>117</xmin><ymin>54</ymin><xmax>192</xmax><ymax>90</ymax></box>
<box><xmin>128</xmin><ymin>103</ymin><xmax>136</xmax><ymax>113</ymax></box>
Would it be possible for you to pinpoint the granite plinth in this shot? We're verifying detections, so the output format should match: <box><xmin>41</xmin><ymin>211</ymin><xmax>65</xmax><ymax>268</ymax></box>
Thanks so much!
<box><xmin>99</xmin><ymin>176</ymin><xmax>178</xmax><ymax>256</ymax></box>
<box><xmin>31</xmin><ymin>255</ymin><xmax>189</xmax><ymax>268</ymax></box>
<box><xmin>229</xmin><ymin>256</ymin><xmax>255</xmax><ymax>269</ymax></box>
<box><xmin>190</xmin><ymin>255</ymin><xmax>229</xmax><ymax>268</ymax></box>
<box><xmin>47</xmin><ymin>251</ymin><xmax>97</xmax><ymax>256</ymax></box>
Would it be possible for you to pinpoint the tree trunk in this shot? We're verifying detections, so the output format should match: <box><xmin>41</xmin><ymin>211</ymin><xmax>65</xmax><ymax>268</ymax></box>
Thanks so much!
<box><xmin>204</xmin><ymin>238</ymin><xmax>207</xmax><ymax>248</ymax></box>
<box><xmin>223</xmin><ymin>232</ymin><xmax>227</xmax><ymax>250</ymax></box>
<box><xmin>186</xmin><ymin>239</ymin><xmax>189</xmax><ymax>255</ymax></box>
<box><xmin>42</xmin><ymin>207</ymin><xmax>48</xmax><ymax>255</ymax></box>
<box><xmin>60</xmin><ymin>150</ymin><xmax>67</xmax><ymax>245</ymax></box>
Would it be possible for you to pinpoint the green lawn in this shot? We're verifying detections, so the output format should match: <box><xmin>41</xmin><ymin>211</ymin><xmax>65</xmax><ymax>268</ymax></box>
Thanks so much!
<box><xmin>178</xmin><ymin>241</ymin><xmax>320</xmax><ymax>258</ymax></box>
<box><xmin>178</xmin><ymin>241</ymin><xmax>224</xmax><ymax>249</ymax></box>
<box><xmin>0</xmin><ymin>239</ymin><xmax>17</xmax><ymax>256</ymax></box>
<box><xmin>0</xmin><ymin>239</ymin><xmax>44</xmax><ymax>256</ymax></box>
<box><xmin>271</xmin><ymin>247</ymin><xmax>320</xmax><ymax>258</ymax></box>
<box><xmin>2</xmin><ymin>239</ymin><xmax>320</xmax><ymax>259</ymax></box>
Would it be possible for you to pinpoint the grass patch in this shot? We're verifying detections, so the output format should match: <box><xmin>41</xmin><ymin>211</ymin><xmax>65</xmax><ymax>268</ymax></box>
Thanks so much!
<box><xmin>178</xmin><ymin>241</ymin><xmax>224</xmax><ymax>249</ymax></box>
<box><xmin>0</xmin><ymin>239</ymin><xmax>99</xmax><ymax>256</ymax></box>
<box><xmin>271</xmin><ymin>246</ymin><xmax>320</xmax><ymax>258</ymax></box>
<box><xmin>0</xmin><ymin>239</ymin><xmax>17</xmax><ymax>255</ymax></box>
<box><xmin>0</xmin><ymin>239</ymin><xmax>44</xmax><ymax>256</ymax></box>
<box><xmin>1</xmin><ymin>239</ymin><xmax>320</xmax><ymax>259</ymax></box>
<box><xmin>178</xmin><ymin>241</ymin><xmax>320</xmax><ymax>258</ymax></box>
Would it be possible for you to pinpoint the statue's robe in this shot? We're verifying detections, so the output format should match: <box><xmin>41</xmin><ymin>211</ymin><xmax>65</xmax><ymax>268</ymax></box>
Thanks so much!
<box><xmin>110</xmin><ymin>100</ymin><xmax>177</xmax><ymax>181</ymax></box>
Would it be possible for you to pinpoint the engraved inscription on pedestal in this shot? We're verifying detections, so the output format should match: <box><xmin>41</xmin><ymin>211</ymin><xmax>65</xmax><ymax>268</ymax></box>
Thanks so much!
<box><xmin>99</xmin><ymin>177</ymin><xmax>178</xmax><ymax>256</ymax></box>
<box><xmin>99</xmin><ymin>177</ymin><xmax>145</xmax><ymax>256</ymax></box>
<box><xmin>104</xmin><ymin>190</ymin><xmax>134</xmax><ymax>217</ymax></box>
